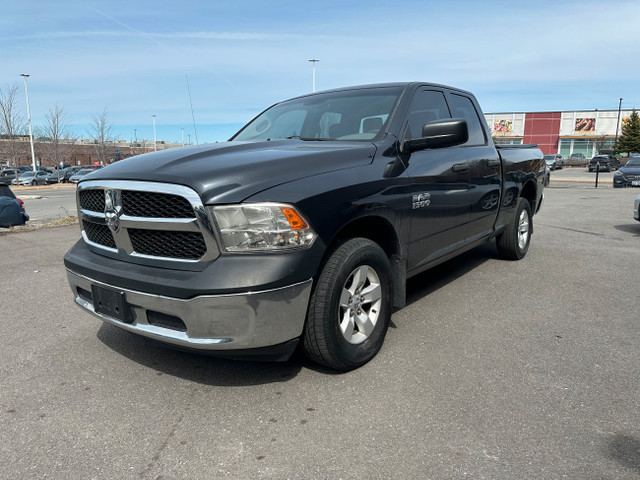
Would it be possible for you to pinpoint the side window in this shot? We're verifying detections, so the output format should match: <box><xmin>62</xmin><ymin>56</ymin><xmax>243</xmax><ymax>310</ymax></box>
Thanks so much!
<box><xmin>447</xmin><ymin>94</ymin><xmax>486</xmax><ymax>146</ymax></box>
<box><xmin>403</xmin><ymin>90</ymin><xmax>451</xmax><ymax>141</ymax></box>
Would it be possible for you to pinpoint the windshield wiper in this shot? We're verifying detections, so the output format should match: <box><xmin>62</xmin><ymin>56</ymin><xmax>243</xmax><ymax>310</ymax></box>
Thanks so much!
<box><xmin>285</xmin><ymin>136</ymin><xmax>334</xmax><ymax>141</ymax></box>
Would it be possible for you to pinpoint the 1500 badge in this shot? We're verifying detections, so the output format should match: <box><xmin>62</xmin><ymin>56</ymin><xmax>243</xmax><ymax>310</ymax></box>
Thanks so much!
<box><xmin>412</xmin><ymin>193</ymin><xmax>431</xmax><ymax>209</ymax></box>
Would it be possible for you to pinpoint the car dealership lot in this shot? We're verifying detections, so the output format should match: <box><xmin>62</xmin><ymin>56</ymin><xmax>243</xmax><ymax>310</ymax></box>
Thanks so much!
<box><xmin>1</xmin><ymin>186</ymin><xmax>639</xmax><ymax>479</ymax></box>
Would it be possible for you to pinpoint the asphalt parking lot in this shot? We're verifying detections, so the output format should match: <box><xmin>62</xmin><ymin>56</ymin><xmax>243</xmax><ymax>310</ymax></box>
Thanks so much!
<box><xmin>1</xmin><ymin>185</ymin><xmax>640</xmax><ymax>479</ymax></box>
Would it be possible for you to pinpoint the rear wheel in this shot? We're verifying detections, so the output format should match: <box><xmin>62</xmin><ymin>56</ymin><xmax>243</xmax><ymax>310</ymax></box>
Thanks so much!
<box><xmin>303</xmin><ymin>238</ymin><xmax>392</xmax><ymax>371</ymax></box>
<box><xmin>497</xmin><ymin>197</ymin><xmax>532</xmax><ymax>260</ymax></box>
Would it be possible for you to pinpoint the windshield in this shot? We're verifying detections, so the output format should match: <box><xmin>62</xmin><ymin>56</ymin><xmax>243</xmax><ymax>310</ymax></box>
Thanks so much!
<box><xmin>544</xmin><ymin>155</ymin><xmax>555</xmax><ymax>160</ymax></box>
<box><xmin>231</xmin><ymin>87</ymin><xmax>403</xmax><ymax>142</ymax></box>
<box><xmin>625</xmin><ymin>157</ymin><xmax>640</xmax><ymax>167</ymax></box>
<box><xmin>20</xmin><ymin>172</ymin><xmax>35</xmax><ymax>178</ymax></box>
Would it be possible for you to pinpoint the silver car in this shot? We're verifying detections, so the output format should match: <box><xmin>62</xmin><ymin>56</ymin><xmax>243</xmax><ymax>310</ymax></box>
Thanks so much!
<box><xmin>69</xmin><ymin>169</ymin><xmax>98</xmax><ymax>184</ymax></box>
<box><xmin>544</xmin><ymin>154</ymin><xmax>564</xmax><ymax>170</ymax></box>
<box><xmin>634</xmin><ymin>193</ymin><xmax>640</xmax><ymax>221</ymax></box>
<box><xmin>11</xmin><ymin>170</ymin><xmax>49</xmax><ymax>186</ymax></box>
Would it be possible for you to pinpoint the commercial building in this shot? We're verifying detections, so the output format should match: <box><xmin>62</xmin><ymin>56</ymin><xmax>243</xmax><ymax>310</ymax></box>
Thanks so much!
<box><xmin>485</xmin><ymin>109</ymin><xmax>632</xmax><ymax>158</ymax></box>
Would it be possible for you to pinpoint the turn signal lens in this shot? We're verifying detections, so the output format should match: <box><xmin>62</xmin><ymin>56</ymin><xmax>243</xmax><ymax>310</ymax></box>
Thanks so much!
<box><xmin>280</xmin><ymin>207</ymin><xmax>308</xmax><ymax>230</ymax></box>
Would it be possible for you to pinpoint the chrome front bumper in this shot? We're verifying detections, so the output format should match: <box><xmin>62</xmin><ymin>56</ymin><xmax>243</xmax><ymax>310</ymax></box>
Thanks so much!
<box><xmin>66</xmin><ymin>269</ymin><xmax>312</xmax><ymax>351</ymax></box>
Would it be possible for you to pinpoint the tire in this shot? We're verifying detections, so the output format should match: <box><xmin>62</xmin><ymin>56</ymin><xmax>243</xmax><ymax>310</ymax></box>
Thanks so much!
<box><xmin>303</xmin><ymin>238</ymin><xmax>392</xmax><ymax>371</ymax></box>
<box><xmin>496</xmin><ymin>197</ymin><xmax>532</xmax><ymax>260</ymax></box>
<box><xmin>31</xmin><ymin>180</ymin><xmax>36</xmax><ymax>186</ymax></box>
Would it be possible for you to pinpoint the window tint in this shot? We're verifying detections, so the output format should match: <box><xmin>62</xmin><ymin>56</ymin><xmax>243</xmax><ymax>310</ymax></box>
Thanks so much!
<box><xmin>232</xmin><ymin>87</ymin><xmax>402</xmax><ymax>141</ymax></box>
<box><xmin>447</xmin><ymin>94</ymin><xmax>486</xmax><ymax>145</ymax></box>
<box><xmin>404</xmin><ymin>90</ymin><xmax>451</xmax><ymax>141</ymax></box>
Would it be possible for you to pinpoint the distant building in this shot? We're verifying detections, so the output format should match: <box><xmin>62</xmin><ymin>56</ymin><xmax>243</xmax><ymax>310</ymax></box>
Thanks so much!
<box><xmin>485</xmin><ymin>109</ymin><xmax>632</xmax><ymax>157</ymax></box>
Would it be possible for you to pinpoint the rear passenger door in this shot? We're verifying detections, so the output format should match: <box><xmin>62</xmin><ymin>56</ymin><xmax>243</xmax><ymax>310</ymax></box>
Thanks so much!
<box><xmin>446</xmin><ymin>91</ymin><xmax>502</xmax><ymax>242</ymax></box>
<box><xmin>404</xmin><ymin>88</ymin><xmax>472</xmax><ymax>270</ymax></box>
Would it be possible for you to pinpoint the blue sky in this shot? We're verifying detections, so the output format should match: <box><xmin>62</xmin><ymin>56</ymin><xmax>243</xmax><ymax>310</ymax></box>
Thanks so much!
<box><xmin>2</xmin><ymin>0</ymin><xmax>639</xmax><ymax>144</ymax></box>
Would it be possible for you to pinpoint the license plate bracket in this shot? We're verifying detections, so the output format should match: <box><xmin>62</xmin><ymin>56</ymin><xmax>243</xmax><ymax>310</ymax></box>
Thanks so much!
<box><xmin>91</xmin><ymin>284</ymin><xmax>131</xmax><ymax>323</ymax></box>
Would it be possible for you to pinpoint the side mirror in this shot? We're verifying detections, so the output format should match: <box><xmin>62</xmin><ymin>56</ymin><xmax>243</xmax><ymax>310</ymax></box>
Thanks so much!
<box><xmin>403</xmin><ymin>118</ymin><xmax>469</xmax><ymax>153</ymax></box>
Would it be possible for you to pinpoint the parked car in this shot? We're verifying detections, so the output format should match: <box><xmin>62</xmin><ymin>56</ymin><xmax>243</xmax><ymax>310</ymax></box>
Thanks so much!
<box><xmin>568</xmin><ymin>153</ymin><xmax>585</xmax><ymax>165</ymax></box>
<box><xmin>65</xmin><ymin>81</ymin><xmax>544</xmax><ymax>371</ymax></box>
<box><xmin>634</xmin><ymin>193</ymin><xmax>640</xmax><ymax>221</ymax></box>
<box><xmin>69</xmin><ymin>168</ymin><xmax>101</xmax><ymax>184</ymax></box>
<box><xmin>0</xmin><ymin>185</ymin><xmax>29</xmax><ymax>227</ymax></box>
<box><xmin>45</xmin><ymin>170</ymin><xmax>63</xmax><ymax>184</ymax></box>
<box><xmin>11</xmin><ymin>170</ymin><xmax>49</xmax><ymax>186</ymax></box>
<box><xmin>613</xmin><ymin>156</ymin><xmax>640</xmax><ymax>188</ymax></box>
<box><xmin>544</xmin><ymin>154</ymin><xmax>564</xmax><ymax>170</ymax></box>
<box><xmin>588</xmin><ymin>154</ymin><xmax>620</xmax><ymax>172</ymax></box>
<box><xmin>0</xmin><ymin>166</ymin><xmax>32</xmax><ymax>185</ymax></box>
<box><xmin>60</xmin><ymin>166</ymin><xmax>82</xmax><ymax>183</ymax></box>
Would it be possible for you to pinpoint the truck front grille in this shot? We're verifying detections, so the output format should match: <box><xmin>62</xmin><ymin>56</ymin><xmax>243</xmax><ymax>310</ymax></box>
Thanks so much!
<box><xmin>79</xmin><ymin>189</ymin><xmax>106</xmax><ymax>212</ymax></box>
<box><xmin>129</xmin><ymin>229</ymin><xmax>207</xmax><ymax>260</ymax></box>
<box><xmin>83</xmin><ymin>221</ymin><xmax>116</xmax><ymax>249</ymax></box>
<box><xmin>122</xmin><ymin>191</ymin><xmax>195</xmax><ymax>218</ymax></box>
<box><xmin>77</xmin><ymin>181</ymin><xmax>219</xmax><ymax>264</ymax></box>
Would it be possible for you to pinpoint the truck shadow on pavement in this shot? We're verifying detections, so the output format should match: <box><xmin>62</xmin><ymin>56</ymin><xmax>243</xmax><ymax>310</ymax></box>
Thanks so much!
<box><xmin>404</xmin><ymin>241</ymin><xmax>497</xmax><ymax>309</ymax></box>
<box><xmin>606</xmin><ymin>434</ymin><xmax>640</xmax><ymax>473</ymax></box>
<box><xmin>614</xmin><ymin>224</ymin><xmax>640</xmax><ymax>237</ymax></box>
<box><xmin>95</xmin><ymin>241</ymin><xmax>499</xmax><ymax>383</ymax></box>
<box><xmin>96</xmin><ymin>324</ymin><xmax>306</xmax><ymax>386</ymax></box>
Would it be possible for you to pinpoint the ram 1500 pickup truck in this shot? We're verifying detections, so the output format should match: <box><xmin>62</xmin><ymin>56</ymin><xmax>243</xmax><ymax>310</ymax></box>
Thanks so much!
<box><xmin>64</xmin><ymin>82</ymin><xmax>544</xmax><ymax>371</ymax></box>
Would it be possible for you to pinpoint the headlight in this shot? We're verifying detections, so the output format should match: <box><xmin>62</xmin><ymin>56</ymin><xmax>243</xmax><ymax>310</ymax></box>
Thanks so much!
<box><xmin>209</xmin><ymin>203</ymin><xmax>317</xmax><ymax>252</ymax></box>
<box><xmin>614</xmin><ymin>171</ymin><xmax>625</xmax><ymax>178</ymax></box>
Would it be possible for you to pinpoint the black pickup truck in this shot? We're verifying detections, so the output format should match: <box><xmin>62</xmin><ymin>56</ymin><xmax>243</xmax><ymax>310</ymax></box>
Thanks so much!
<box><xmin>64</xmin><ymin>82</ymin><xmax>544</xmax><ymax>371</ymax></box>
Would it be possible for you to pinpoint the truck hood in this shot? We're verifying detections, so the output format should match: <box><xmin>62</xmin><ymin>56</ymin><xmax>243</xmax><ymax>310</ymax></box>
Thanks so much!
<box><xmin>85</xmin><ymin>140</ymin><xmax>376</xmax><ymax>204</ymax></box>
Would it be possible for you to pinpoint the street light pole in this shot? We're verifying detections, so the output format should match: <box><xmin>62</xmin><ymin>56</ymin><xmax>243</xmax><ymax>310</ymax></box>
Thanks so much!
<box><xmin>20</xmin><ymin>74</ymin><xmax>37</xmax><ymax>172</ymax></box>
<box><xmin>308</xmin><ymin>59</ymin><xmax>319</xmax><ymax>92</ymax></box>
<box><xmin>152</xmin><ymin>115</ymin><xmax>157</xmax><ymax>151</ymax></box>
<box><xmin>614</xmin><ymin>97</ymin><xmax>623</xmax><ymax>154</ymax></box>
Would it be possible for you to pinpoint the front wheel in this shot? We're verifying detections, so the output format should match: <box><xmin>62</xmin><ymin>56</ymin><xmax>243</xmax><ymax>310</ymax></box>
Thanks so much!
<box><xmin>496</xmin><ymin>197</ymin><xmax>532</xmax><ymax>260</ymax></box>
<box><xmin>303</xmin><ymin>238</ymin><xmax>392</xmax><ymax>371</ymax></box>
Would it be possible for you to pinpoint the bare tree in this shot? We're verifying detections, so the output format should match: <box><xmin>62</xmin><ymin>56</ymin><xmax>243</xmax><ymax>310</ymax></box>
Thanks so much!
<box><xmin>37</xmin><ymin>104</ymin><xmax>75</xmax><ymax>179</ymax></box>
<box><xmin>0</xmin><ymin>83</ymin><xmax>29</xmax><ymax>171</ymax></box>
<box><xmin>88</xmin><ymin>108</ymin><xmax>114</xmax><ymax>165</ymax></box>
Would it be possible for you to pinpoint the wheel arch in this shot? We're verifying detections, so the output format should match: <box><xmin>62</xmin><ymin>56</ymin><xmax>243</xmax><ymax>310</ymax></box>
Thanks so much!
<box><xmin>520</xmin><ymin>179</ymin><xmax>538</xmax><ymax>212</ymax></box>
<box><xmin>321</xmin><ymin>214</ymin><xmax>406</xmax><ymax>309</ymax></box>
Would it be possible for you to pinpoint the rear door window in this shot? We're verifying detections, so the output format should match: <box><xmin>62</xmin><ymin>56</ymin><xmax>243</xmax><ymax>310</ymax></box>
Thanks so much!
<box><xmin>446</xmin><ymin>93</ymin><xmax>486</xmax><ymax>146</ymax></box>
<box><xmin>403</xmin><ymin>90</ymin><xmax>451</xmax><ymax>141</ymax></box>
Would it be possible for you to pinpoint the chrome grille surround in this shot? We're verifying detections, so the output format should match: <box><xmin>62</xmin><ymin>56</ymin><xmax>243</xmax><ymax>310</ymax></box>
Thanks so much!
<box><xmin>77</xmin><ymin>180</ymin><xmax>220</xmax><ymax>266</ymax></box>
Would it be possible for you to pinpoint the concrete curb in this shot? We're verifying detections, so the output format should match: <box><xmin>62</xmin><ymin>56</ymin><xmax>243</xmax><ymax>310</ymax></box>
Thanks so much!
<box><xmin>11</xmin><ymin>183</ymin><xmax>76</xmax><ymax>192</ymax></box>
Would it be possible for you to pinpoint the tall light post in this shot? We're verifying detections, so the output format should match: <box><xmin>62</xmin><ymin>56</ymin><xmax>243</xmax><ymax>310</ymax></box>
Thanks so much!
<box><xmin>185</xmin><ymin>75</ymin><xmax>198</xmax><ymax>144</ymax></box>
<box><xmin>152</xmin><ymin>114</ymin><xmax>157</xmax><ymax>151</ymax></box>
<box><xmin>308</xmin><ymin>59</ymin><xmax>319</xmax><ymax>92</ymax></box>
<box><xmin>20</xmin><ymin>74</ymin><xmax>37</xmax><ymax>171</ymax></box>
<box><xmin>181</xmin><ymin>128</ymin><xmax>184</xmax><ymax>147</ymax></box>
<box><xmin>614</xmin><ymin>97</ymin><xmax>623</xmax><ymax>154</ymax></box>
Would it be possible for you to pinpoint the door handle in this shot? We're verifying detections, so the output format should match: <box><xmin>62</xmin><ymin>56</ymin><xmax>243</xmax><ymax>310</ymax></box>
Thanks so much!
<box><xmin>452</xmin><ymin>163</ymin><xmax>469</xmax><ymax>173</ymax></box>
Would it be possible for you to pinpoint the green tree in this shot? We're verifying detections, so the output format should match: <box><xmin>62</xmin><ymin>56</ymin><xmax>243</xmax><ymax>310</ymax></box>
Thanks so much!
<box><xmin>616</xmin><ymin>110</ymin><xmax>640</xmax><ymax>155</ymax></box>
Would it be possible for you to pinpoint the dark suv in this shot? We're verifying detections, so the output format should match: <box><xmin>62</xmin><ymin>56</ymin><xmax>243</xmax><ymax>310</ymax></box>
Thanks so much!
<box><xmin>588</xmin><ymin>154</ymin><xmax>620</xmax><ymax>172</ymax></box>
